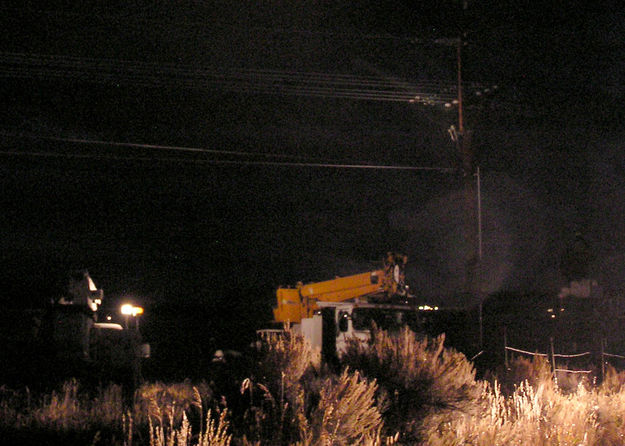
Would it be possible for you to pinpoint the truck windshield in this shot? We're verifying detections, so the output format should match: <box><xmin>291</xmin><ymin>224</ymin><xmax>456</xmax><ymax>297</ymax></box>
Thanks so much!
<box><xmin>351</xmin><ymin>307</ymin><xmax>423</xmax><ymax>332</ymax></box>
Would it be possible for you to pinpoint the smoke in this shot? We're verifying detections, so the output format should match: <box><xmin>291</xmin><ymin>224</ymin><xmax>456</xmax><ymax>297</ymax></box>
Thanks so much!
<box><xmin>389</xmin><ymin>171</ymin><xmax>556</xmax><ymax>304</ymax></box>
<box><xmin>585</xmin><ymin>137</ymin><xmax>625</xmax><ymax>290</ymax></box>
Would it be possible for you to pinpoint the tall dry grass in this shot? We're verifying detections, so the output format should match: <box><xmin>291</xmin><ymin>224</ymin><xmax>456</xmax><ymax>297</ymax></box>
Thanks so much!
<box><xmin>8</xmin><ymin>328</ymin><xmax>625</xmax><ymax>444</ymax></box>
<box><xmin>132</xmin><ymin>379</ymin><xmax>231</xmax><ymax>446</ymax></box>
<box><xmin>0</xmin><ymin>378</ymin><xmax>124</xmax><ymax>430</ymax></box>
<box><xmin>144</xmin><ymin>408</ymin><xmax>231</xmax><ymax>446</ymax></box>
<box><xmin>493</xmin><ymin>354</ymin><xmax>555</xmax><ymax>395</ymax></box>
<box><xmin>0</xmin><ymin>379</ymin><xmax>230</xmax><ymax>446</ymax></box>
<box><xmin>422</xmin><ymin>378</ymin><xmax>604</xmax><ymax>445</ymax></box>
<box><xmin>421</xmin><ymin>362</ymin><xmax>625</xmax><ymax>444</ymax></box>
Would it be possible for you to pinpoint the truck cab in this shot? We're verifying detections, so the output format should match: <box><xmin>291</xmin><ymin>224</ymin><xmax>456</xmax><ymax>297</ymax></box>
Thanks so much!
<box><xmin>294</xmin><ymin>300</ymin><xmax>440</xmax><ymax>363</ymax></box>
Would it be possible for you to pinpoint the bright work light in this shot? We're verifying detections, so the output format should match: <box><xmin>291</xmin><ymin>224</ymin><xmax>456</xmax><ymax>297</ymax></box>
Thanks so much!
<box><xmin>121</xmin><ymin>304</ymin><xmax>144</xmax><ymax>317</ymax></box>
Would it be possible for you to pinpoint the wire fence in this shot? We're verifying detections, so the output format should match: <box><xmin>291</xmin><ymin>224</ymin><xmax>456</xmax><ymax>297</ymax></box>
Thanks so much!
<box><xmin>502</xmin><ymin>335</ymin><xmax>625</xmax><ymax>384</ymax></box>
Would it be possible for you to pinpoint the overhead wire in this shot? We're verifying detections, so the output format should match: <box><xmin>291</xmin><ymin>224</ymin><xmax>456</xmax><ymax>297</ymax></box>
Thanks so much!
<box><xmin>0</xmin><ymin>52</ymin><xmax>479</xmax><ymax>106</ymax></box>
<box><xmin>0</xmin><ymin>139</ymin><xmax>456</xmax><ymax>172</ymax></box>
<box><xmin>0</xmin><ymin>51</ymin><xmax>503</xmax><ymax>134</ymax></box>
<box><xmin>0</xmin><ymin>18</ymin><xmax>499</xmax><ymax>168</ymax></box>
<box><xmin>0</xmin><ymin>50</ymin><xmax>496</xmax><ymax>170</ymax></box>
<box><xmin>0</xmin><ymin>132</ymin><xmax>360</xmax><ymax>163</ymax></box>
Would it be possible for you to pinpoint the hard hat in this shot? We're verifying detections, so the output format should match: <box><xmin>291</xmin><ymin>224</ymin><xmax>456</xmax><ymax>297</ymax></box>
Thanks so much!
<box><xmin>213</xmin><ymin>349</ymin><xmax>225</xmax><ymax>362</ymax></box>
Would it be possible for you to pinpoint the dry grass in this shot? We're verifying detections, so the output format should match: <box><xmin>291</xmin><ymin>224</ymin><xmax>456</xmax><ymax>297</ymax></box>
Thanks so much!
<box><xmin>494</xmin><ymin>355</ymin><xmax>555</xmax><ymax>395</ymax></box>
<box><xmin>253</xmin><ymin>326</ymin><xmax>315</xmax><ymax>402</ymax></box>
<box><xmin>145</xmin><ymin>408</ymin><xmax>231</xmax><ymax>446</ymax></box>
<box><xmin>134</xmin><ymin>380</ymin><xmax>231</xmax><ymax>446</ymax></box>
<box><xmin>422</xmin><ymin>379</ymin><xmax>606</xmax><ymax>445</ymax></box>
<box><xmin>7</xmin><ymin>329</ymin><xmax>625</xmax><ymax>445</ymax></box>
<box><xmin>1</xmin><ymin>379</ymin><xmax>124</xmax><ymax>430</ymax></box>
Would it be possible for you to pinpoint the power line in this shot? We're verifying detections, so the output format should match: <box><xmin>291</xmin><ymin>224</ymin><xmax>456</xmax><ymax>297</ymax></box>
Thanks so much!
<box><xmin>5</xmin><ymin>133</ymin><xmax>317</xmax><ymax>161</ymax></box>
<box><xmin>3</xmin><ymin>131</ymin><xmax>439</xmax><ymax>166</ymax></box>
<box><xmin>0</xmin><ymin>52</ymin><xmax>492</xmax><ymax>108</ymax></box>
<box><xmin>0</xmin><ymin>149</ymin><xmax>455</xmax><ymax>171</ymax></box>
<box><xmin>0</xmin><ymin>133</ymin><xmax>455</xmax><ymax>172</ymax></box>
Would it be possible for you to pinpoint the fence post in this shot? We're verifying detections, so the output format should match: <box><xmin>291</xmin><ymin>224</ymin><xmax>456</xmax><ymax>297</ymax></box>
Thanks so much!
<box><xmin>550</xmin><ymin>337</ymin><xmax>557</xmax><ymax>387</ymax></box>
<box><xmin>504</xmin><ymin>326</ymin><xmax>508</xmax><ymax>370</ymax></box>
<box><xmin>601</xmin><ymin>338</ymin><xmax>605</xmax><ymax>383</ymax></box>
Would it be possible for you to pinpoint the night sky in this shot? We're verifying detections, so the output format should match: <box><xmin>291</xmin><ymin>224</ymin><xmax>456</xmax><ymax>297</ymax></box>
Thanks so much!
<box><xmin>2</xmin><ymin>2</ymin><xmax>625</xmax><ymax>330</ymax></box>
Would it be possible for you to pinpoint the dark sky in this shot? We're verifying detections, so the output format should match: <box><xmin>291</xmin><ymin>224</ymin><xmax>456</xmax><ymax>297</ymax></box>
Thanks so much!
<box><xmin>1</xmin><ymin>1</ymin><xmax>625</xmax><ymax>315</ymax></box>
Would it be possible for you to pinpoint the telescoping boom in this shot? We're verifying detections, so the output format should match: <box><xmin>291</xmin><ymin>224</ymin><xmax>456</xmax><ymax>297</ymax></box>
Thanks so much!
<box><xmin>273</xmin><ymin>253</ymin><xmax>408</xmax><ymax>324</ymax></box>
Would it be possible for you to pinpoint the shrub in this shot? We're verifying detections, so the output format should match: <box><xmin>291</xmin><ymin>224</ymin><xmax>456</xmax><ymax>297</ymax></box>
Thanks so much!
<box><xmin>240</xmin><ymin>328</ymin><xmax>316</xmax><ymax>444</ymax></box>
<box><xmin>31</xmin><ymin>378</ymin><xmax>83</xmax><ymax>429</ymax></box>
<box><xmin>0</xmin><ymin>385</ymin><xmax>22</xmax><ymax>426</ymax></box>
<box><xmin>243</xmin><ymin>329</ymin><xmax>390</xmax><ymax>445</ymax></box>
<box><xmin>341</xmin><ymin>327</ymin><xmax>479</xmax><ymax>442</ymax></box>
<box><xmin>135</xmin><ymin>380</ymin><xmax>213</xmax><ymax>426</ymax></box>
<box><xmin>493</xmin><ymin>354</ymin><xmax>554</xmax><ymax>395</ymax></box>
<box><xmin>301</xmin><ymin>369</ymin><xmax>383</xmax><ymax>446</ymax></box>
<box><xmin>254</xmin><ymin>327</ymin><xmax>315</xmax><ymax>402</ymax></box>
<box><xmin>599</xmin><ymin>365</ymin><xmax>625</xmax><ymax>394</ymax></box>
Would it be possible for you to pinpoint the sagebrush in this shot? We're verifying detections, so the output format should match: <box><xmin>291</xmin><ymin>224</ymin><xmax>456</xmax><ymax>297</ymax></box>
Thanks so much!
<box><xmin>5</xmin><ymin>327</ymin><xmax>625</xmax><ymax>445</ymax></box>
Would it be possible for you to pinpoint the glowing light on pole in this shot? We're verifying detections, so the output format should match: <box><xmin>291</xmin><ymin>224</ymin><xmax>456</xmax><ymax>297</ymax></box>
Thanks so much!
<box><xmin>121</xmin><ymin>304</ymin><xmax>144</xmax><ymax>329</ymax></box>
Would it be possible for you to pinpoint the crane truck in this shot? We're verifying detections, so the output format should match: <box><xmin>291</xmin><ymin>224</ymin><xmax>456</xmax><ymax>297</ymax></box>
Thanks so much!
<box><xmin>270</xmin><ymin>253</ymin><xmax>441</xmax><ymax>362</ymax></box>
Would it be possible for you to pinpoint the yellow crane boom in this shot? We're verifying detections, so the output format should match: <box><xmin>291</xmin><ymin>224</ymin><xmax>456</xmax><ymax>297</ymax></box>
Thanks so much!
<box><xmin>273</xmin><ymin>253</ymin><xmax>407</xmax><ymax>324</ymax></box>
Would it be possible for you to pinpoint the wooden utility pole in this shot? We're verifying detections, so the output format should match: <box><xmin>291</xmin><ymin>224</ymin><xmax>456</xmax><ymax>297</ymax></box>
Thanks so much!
<box><xmin>454</xmin><ymin>36</ymin><xmax>478</xmax><ymax>298</ymax></box>
<box><xmin>436</xmin><ymin>3</ymin><xmax>484</xmax><ymax>343</ymax></box>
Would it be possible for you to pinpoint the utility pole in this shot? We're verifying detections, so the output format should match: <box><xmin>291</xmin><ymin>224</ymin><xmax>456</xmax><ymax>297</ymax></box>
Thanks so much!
<box><xmin>450</xmin><ymin>35</ymin><xmax>478</xmax><ymax>299</ymax></box>
<box><xmin>436</xmin><ymin>1</ymin><xmax>485</xmax><ymax>348</ymax></box>
<box><xmin>458</xmin><ymin>19</ymin><xmax>486</xmax><ymax>350</ymax></box>
<box><xmin>445</xmin><ymin>6</ymin><xmax>484</xmax><ymax>350</ymax></box>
